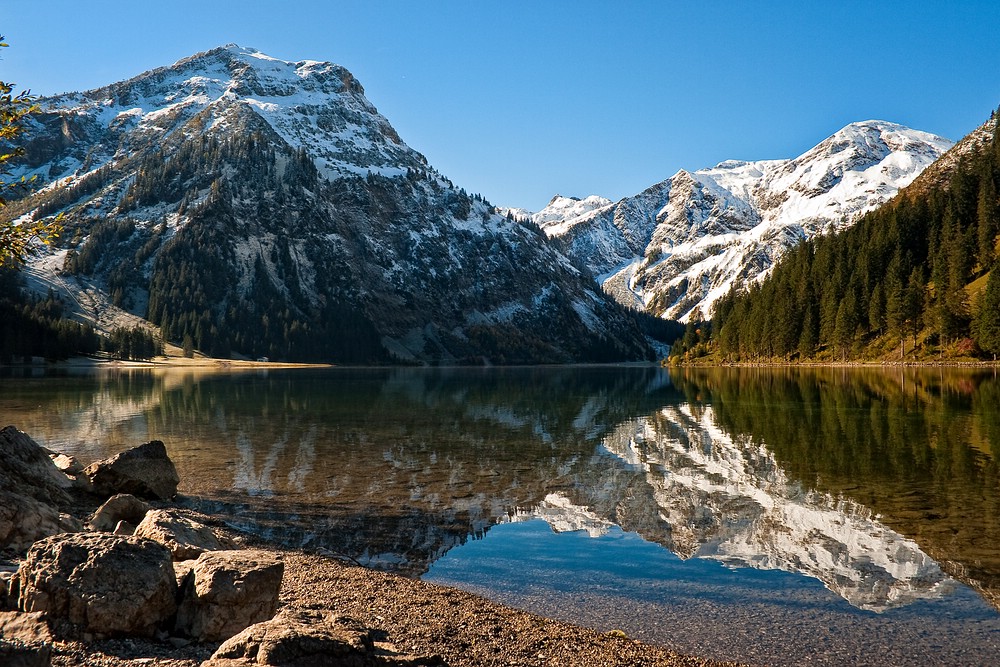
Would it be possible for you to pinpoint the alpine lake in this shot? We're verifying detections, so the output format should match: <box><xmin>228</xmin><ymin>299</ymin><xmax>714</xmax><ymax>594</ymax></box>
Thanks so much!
<box><xmin>2</xmin><ymin>364</ymin><xmax>999</xmax><ymax>666</ymax></box>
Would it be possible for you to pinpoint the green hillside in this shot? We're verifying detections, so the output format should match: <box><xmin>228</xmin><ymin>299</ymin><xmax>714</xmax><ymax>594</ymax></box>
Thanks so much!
<box><xmin>677</xmin><ymin>109</ymin><xmax>1000</xmax><ymax>364</ymax></box>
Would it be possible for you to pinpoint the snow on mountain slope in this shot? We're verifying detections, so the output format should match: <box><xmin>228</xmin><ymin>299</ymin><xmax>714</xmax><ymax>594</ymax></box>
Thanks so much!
<box><xmin>521</xmin><ymin>405</ymin><xmax>954</xmax><ymax>612</ymax></box>
<box><xmin>14</xmin><ymin>44</ymin><xmax>422</xmax><ymax>186</ymax></box>
<box><xmin>528</xmin><ymin>121</ymin><xmax>953</xmax><ymax>321</ymax></box>
<box><xmin>5</xmin><ymin>45</ymin><xmax>652</xmax><ymax>364</ymax></box>
<box><xmin>532</xmin><ymin>195</ymin><xmax>613</xmax><ymax>233</ymax></box>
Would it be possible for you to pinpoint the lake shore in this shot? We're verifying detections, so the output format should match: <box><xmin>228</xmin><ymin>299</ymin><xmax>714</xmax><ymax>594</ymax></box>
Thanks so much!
<box><xmin>58</xmin><ymin>355</ymin><xmax>334</xmax><ymax>370</ymax></box>
<box><xmin>671</xmin><ymin>358</ymin><xmax>999</xmax><ymax>368</ymax></box>
<box><xmin>40</xmin><ymin>507</ymin><xmax>746</xmax><ymax>667</ymax></box>
<box><xmin>0</xmin><ymin>422</ymin><xmax>744</xmax><ymax>667</ymax></box>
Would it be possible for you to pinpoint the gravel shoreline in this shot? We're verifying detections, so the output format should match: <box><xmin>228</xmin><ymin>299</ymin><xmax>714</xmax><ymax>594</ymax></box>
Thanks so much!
<box><xmin>44</xmin><ymin>522</ymin><xmax>747</xmax><ymax>667</ymax></box>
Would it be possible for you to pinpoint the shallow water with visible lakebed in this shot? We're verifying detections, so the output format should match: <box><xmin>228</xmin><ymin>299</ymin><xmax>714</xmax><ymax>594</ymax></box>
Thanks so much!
<box><xmin>2</xmin><ymin>365</ymin><xmax>999</xmax><ymax>665</ymax></box>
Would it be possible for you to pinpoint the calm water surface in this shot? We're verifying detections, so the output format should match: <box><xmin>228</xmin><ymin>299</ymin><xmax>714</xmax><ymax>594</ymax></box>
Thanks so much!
<box><xmin>2</xmin><ymin>365</ymin><xmax>999</xmax><ymax>666</ymax></box>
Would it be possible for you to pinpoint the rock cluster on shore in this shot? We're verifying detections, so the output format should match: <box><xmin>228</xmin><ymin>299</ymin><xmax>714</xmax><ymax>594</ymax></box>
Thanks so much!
<box><xmin>0</xmin><ymin>425</ymin><xmax>444</xmax><ymax>666</ymax></box>
<box><xmin>1</xmin><ymin>425</ymin><xmax>741</xmax><ymax>667</ymax></box>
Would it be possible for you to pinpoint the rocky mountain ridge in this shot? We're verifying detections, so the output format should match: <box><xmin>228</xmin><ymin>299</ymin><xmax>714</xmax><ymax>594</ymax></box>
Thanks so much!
<box><xmin>4</xmin><ymin>45</ymin><xmax>651</xmax><ymax>364</ymax></box>
<box><xmin>525</xmin><ymin>121</ymin><xmax>953</xmax><ymax>321</ymax></box>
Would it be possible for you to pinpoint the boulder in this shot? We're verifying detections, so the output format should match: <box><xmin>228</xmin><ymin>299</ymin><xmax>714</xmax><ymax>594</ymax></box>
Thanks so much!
<box><xmin>0</xmin><ymin>491</ymin><xmax>79</xmax><ymax>554</ymax></box>
<box><xmin>134</xmin><ymin>509</ymin><xmax>236</xmax><ymax>561</ymax></box>
<box><xmin>16</xmin><ymin>532</ymin><xmax>177</xmax><ymax>639</ymax></box>
<box><xmin>0</xmin><ymin>611</ymin><xmax>53</xmax><ymax>643</ymax></box>
<box><xmin>175</xmin><ymin>550</ymin><xmax>283</xmax><ymax>642</ymax></box>
<box><xmin>0</xmin><ymin>427</ymin><xmax>72</xmax><ymax>505</ymax></box>
<box><xmin>203</xmin><ymin>607</ymin><xmax>446</xmax><ymax>666</ymax></box>
<box><xmin>0</xmin><ymin>610</ymin><xmax>54</xmax><ymax>667</ymax></box>
<box><xmin>0</xmin><ymin>427</ymin><xmax>79</xmax><ymax>552</ymax></box>
<box><xmin>88</xmin><ymin>493</ymin><xmax>150</xmax><ymax>532</ymax></box>
<box><xmin>84</xmin><ymin>440</ymin><xmax>180</xmax><ymax>500</ymax></box>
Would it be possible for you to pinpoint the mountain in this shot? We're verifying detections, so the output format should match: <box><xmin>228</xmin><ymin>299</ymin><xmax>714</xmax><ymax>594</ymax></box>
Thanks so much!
<box><xmin>3</xmin><ymin>45</ymin><xmax>652</xmax><ymax>364</ymax></box>
<box><xmin>527</xmin><ymin>122</ymin><xmax>953</xmax><ymax>321</ymax></box>
<box><xmin>707</xmin><ymin>112</ymin><xmax>1000</xmax><ymax>362</ymax></box>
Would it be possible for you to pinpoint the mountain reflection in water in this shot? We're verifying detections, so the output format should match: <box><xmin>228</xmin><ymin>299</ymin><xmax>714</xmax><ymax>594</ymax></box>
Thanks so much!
<box><xmin>2</xmin><ymin>365</ymin><xmax>999</xmax><ymax>616</ymax></box>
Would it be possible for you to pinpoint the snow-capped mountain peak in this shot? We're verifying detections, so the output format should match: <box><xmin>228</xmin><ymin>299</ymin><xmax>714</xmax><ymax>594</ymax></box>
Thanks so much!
<box><xmin>526</xmin><ymin>120</ymin><xmax>952</xmax><ymax>321</ymax></box>
<box><xmin>17</xmin><ymin>44</ymin><xmax>416</xmax><ymax>189</ymax></box>
<box><xmin>533</xmin><ymin>194</ymin><xmax>614</xmax><ymax>230</ymax></box>
<box><xmin>7</xmin><ymin>46</ymin><xmax>652</xmax><ymax>364</ymax></box>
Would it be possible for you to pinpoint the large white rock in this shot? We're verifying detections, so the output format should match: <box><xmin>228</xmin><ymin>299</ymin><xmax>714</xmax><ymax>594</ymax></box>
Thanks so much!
<box><xmin>84</xmin><ymin>440</ymin><xmax>180</xmax><ymax>501</ymax></box>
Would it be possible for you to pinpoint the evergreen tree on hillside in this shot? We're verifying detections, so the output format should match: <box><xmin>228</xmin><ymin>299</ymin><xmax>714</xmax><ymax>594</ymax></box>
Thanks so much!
<box><xmin>976</xmin><ymin>265</ymin><xmax>1000</xmax><ymax>359</ymax></box>
<box><xmin>977</xmin><ymin>173</ymin><xmax>999</xmax><ymax>267</ymax></box>
<box><xmin>709</xmin><ymin>109</ymin><xmax>1000</xmax><ymax>361</ymax></box>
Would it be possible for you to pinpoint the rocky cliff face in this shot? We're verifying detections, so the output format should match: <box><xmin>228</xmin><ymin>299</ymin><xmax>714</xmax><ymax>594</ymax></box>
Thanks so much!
<box><xmin>5</xmin><ymin>45</ymin><xmax>650</xmax><ymax>364</ymax></box>
<box><xmin>529</xmin><ymin>122</ymin><xmax>953</xmax><ymax>321</ymax></box>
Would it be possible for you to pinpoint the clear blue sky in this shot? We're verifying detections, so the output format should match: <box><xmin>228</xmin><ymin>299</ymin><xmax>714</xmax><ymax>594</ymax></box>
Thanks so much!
<box><xmin>2</xmin><ymin>1</ymin><xmax>999</xmax><ymax>211</ymax></box>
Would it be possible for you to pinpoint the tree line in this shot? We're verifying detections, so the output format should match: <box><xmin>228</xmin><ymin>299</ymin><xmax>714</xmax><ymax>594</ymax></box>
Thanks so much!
<box><xmin>688</xmin><ymin>109</ymin><xmax>1000</xmax><ymax>362</ymax></box>
<box><xmin>0</xmin><ymin>271</ymin><xmax>100</xmax><ymax>361</ymax></box>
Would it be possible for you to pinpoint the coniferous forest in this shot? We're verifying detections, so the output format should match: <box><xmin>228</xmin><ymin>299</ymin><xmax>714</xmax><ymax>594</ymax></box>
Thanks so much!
<box><xmin>686</xmin><ymin>110</ymin><xmax>1000</xmax><ymax>363</ymax></box>
<box><xmin>0</xmin><ymin>269</ymin><xmax>100</xmax><ymax>361</ymax></box>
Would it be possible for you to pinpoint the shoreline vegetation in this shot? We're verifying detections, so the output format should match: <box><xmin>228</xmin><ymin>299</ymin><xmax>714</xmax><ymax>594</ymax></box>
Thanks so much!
<box><xmin>670</xmin><ymin>358</ymin><xmax>1000</xmax><ymax>368</ymax></box>
<box><xmin>3</xmin><ymin>350</ymin><xmax>1000</xmax><ymax>371</ymax></box>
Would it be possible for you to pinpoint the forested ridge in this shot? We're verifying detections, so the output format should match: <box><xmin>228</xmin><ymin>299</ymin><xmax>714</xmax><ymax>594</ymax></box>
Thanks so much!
<box><xmin>0</xmin><ymin>269</ymin><xmax>99</xmax><ymax>361</ymax></box>
<box><xmin>679</xmin><ymin>109</ymin><xmax>1000</xmax><ymax>363</ymax></box>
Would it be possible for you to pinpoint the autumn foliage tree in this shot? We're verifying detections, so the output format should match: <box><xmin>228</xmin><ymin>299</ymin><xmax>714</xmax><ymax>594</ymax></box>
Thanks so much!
<box><xmin>0</xmin><ymin>35</ymin><xmax>60</xmax><ymax>266</ymax></box>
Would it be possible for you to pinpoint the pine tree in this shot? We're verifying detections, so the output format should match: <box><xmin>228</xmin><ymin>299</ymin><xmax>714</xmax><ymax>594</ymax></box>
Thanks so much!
<box><xmin>903</xmin><ymin>268</ymin><xmax>925</xmax><ymax>352</ymax></box>
<box><xmin>868</xmin><ymin>283</ymin><xmax>886</xmax><ymax>334</ymax></box>
<box><xmin>834</xmin><ymin>291</ymin><xmax>860</xmax><ymax>360</ymax></box>
<box><xmin>978</xmin><ymin>173</ymin><xmax>999</xmax><ymax>268</ymax></box>
<box><xmin>798</xmin><ymin>303</ymin><xmax>818</xmax><ymax>358</ymax></box>
<box><xmin>975</xmin><ymin>265</ymin><xmax>1000</xmax><ymax>359</ymax></box>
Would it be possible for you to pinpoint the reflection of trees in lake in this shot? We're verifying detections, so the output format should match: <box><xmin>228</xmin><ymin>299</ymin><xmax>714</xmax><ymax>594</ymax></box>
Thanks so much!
<box><xmin>668</xmin><ymin>367</ymin><xmax>1000</xmax><ymax>608</ymax></box>
<box><xmin>4</xmin><ymin>365</ymin><xmax>999</xmax><ymax>612</ymax></box>
<box><xmin>548</xmin><ymin>406</ymin><xmax>956</xmax><ymax>612</ymax></box>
